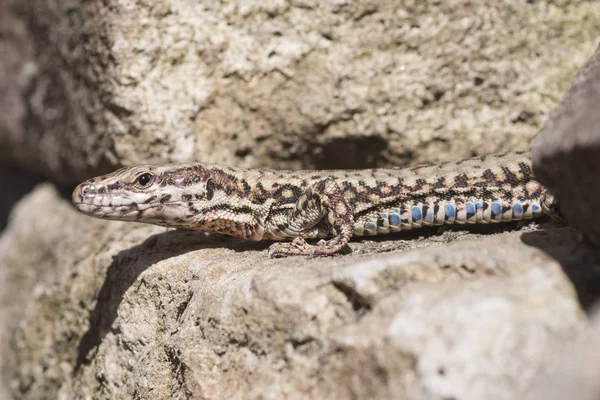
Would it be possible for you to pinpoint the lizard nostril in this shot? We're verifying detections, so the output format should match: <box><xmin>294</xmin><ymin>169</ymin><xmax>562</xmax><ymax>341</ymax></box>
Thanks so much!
<box><xmin>73</xmin><ymin>183</ymin><xmax>94</xmax><ymax>200</ymax></box>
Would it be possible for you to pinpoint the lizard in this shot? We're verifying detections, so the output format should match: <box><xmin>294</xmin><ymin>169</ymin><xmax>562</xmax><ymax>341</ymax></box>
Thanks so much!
<box><xmin>71</xmin><ymin>151</ymin><xmax>560</xmax><ymax>257</ymax></box>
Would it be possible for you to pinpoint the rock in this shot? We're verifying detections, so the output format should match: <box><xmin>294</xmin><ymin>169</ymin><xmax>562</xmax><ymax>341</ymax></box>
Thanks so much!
<box><xmin>0</xmin><ymin>0</ymin><xmax>34</xmax><ymax>166</ymax></box>
<box><xmin>0</xmin><ymin>184</ymin><xmax>588</xmax><ymax>399</ymax></box>
<box><xmin>532</xmin><ymin>43</ymin><xmax>600</xmax><ymax>248</ymax></box>
<box><xmin>1</xmin><ymin>1</ymin><xmax>599</xmax><ymax>398</ymax></box>
<box><xmin>0</xmin><ymin>161</ymin><xmax>43</xmax><ymax>231</ymax></box>
<box><xmin>527</xmin><ymin>304</ymin><xmax>600</xmax><ymax>400</ymax></box>
<box><xmin>0</xmin><ymin>1</ymin><xmax>598</xmax><ymax>184</ymax></box>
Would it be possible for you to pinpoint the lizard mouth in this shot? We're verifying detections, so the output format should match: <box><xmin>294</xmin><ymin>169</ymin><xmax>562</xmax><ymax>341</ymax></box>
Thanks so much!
<box><xmin>72</xmin><ymin>182</ymin><xmax>145</xmax><ymax>220</ymax></box>
<box><xmin>72</xmin><ymin>182</ymin><xmax>187</xmax><ymax>223</ymax></box>
<box><xmin>72</xmin><ymin>182</ymin><xmax>134</xmax><ymax>205</ymax></box>
<box><xmin>74</xmin><ymin>203</ymin><xmax>142</xmax><ymax>219</ymax></box>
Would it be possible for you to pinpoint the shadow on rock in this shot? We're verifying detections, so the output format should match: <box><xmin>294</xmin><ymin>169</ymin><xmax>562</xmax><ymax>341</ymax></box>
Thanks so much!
<box><xmin>521</xmin><ymin>228</ymin><xmax>600</xmax><ymax>312</ymax></box>
<box><xmin>74</xmin><ymin>229</ymin><xmax>268</xmax><ymax>372</ymax></box>
<box><xmin>0</xmin><ymin>161</ymin><xmax>44</xmax><ymax>231</ymax></box>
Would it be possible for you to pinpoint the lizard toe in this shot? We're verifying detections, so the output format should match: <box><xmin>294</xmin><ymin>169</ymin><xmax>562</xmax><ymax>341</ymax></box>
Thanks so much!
<box><xmin>267</xmin><ymin>238</ymin><xmax>312</xmax><ymax>257</ymax></box>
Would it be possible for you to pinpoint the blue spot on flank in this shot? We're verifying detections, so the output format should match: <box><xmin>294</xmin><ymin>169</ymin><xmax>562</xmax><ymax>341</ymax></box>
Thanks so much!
<box><xmin>390</xmin><ymin>214</ymin><xmax>401</xmax><ymax>226</ymax></box>
<box><xmin>365</xmin><ymin>222</ymin><xmax>377</xmax><ymax>230</ymax></box>
<box><xmin>412</xmin><ymin>206</ymin><xmax>422</xmax><ymax>221</ymax></box>
<box><xmin>424</xmin><ymin>208</ymin><xmax>434</xmax><ymax>222</ymax></box>
<box><xmin>394</xmin><ymin>208</ymin><xmax>401</xmax><ymax>214</ymax></box>
<box><xmin>513</xmin><ymin>203</ymin><xmax>523</xmax><ymax>216</ymax></box>
<box><xmin>476</xmin><ymin>202</ymin><xmax>483</xmax><ymax>209</ymax></box>
<box><xmin>531</xmin><ymin>204</ymin><xmax>540</xmax><ymax>212</ymax></box>
<box><xmin>491</xmin><ymin>202</ymin><xmax>502</xmax><ymax>216</ymax></box>
<box><xmin>466</xmin><ymin>202</ymin><xmax>475</xmax><ymax>216</ymax></box>
<box><xmin>381</xmin><ymin>212</ymin><xmax>388</xmax><ymax>219</ymax></box>
<box><xmin>445</xmin><ymin>203</ymin><xmax>455</xmax><ymax>218</ymax></box>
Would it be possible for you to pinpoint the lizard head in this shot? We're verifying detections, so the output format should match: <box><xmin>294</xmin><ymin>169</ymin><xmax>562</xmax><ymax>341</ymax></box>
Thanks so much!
<box><xmin>71</xmin><ymin>164</ymin><xmax>217</xmax><ymax>227</ymax></box>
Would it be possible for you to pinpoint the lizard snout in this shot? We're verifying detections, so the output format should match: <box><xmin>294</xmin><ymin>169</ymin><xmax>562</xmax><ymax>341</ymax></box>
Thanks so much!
<box><xmin>72</xmin><ymin>182</ymin><xmax>95</xmax><ymax>204</ymax></box>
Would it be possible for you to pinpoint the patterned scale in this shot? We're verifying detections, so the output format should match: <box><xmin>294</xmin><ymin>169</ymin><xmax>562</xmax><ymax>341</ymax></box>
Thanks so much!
<box><xmin>353</xmin><ymin>198</ymin><xmax>544</xmax><ymax>236</ymax></box>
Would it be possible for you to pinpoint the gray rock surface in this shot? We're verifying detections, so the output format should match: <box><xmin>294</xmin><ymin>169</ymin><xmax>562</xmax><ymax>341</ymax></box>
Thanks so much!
<box><xmin>0</xmin><ymin>185</ymin><xmax>588</xmax><ymax>399</ymax></box>
<box><xmin>532</xmin><ymin>43</ymin><xmax>600</xmax><ymax>248</ymax></box>
<box><xmin>528</xmin><ymin>304</ymin><xmax>600</xmax><ymax>400</ymax></box>
<box><xmin>0</xmin><ymin>0</ymin><xmax>598</xmax><ymax>184</ymax></box>
<box><xmin>0</xmin><ymin>0</ymin><xmax>34</xmax><ymax>169</ymax></box>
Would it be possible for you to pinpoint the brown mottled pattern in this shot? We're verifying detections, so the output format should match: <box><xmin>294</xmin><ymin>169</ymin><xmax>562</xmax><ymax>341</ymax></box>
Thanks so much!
<box><xmin>72</xmin><ymin>151</ymin><xmax>559</xmax><ymax>257</ymax></box>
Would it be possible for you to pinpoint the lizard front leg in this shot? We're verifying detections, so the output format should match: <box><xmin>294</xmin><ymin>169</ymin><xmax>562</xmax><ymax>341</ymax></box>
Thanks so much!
<box><xmin>266</xmin><ymin>179</ymin><xmax>354</xmax><ymax>257</ymax></box>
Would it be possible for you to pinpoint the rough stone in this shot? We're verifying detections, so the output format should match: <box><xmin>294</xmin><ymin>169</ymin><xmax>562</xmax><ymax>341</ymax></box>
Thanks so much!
<box><xmin>0</xmin><ymin>0</ymin><xmax>34</xmax><ymax>169</ymax></box>
<box><xmin>528</xmin><ymin>305</ymin><xmax>600</xmax><ymax>400</ymax></box>
<box><xmin>532</xmin><ymin>43</ymin><xmax>600</xmax><ymax>248</ymax></box>
<box><xmin>0</xmin><ymin>185</ymin><xmax>589</xmax><ymax>399</ymax></box>
<box><xmin>0</xmin><ymin>1</ymin><xmax>598</xmax><ymax>184</ymax></box>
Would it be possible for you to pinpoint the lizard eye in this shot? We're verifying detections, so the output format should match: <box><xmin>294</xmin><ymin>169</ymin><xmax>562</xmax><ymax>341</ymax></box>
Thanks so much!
<box><xmin>136</xmin><ymin>173</ymin><xmax>154</xmax><ymax>187</ymax></box>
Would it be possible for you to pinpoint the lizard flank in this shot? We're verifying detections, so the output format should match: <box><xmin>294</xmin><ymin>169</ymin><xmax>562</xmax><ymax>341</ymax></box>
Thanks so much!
<box><xmin>72</xmin><ymin>151</ymin><xmax>560</xmax><ymax>257</ymax></box>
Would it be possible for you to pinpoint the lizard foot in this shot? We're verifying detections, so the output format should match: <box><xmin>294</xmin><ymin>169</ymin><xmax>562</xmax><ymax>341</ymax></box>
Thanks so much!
<box><xmin>267</xmin><ymin>237</ymin><xmax>346</xmax><ymax>258</ymax></box>
<box><xmin>268</xmin><ymin>238</ymin><xmax>313</xmax><ymax>258</ymax></box>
